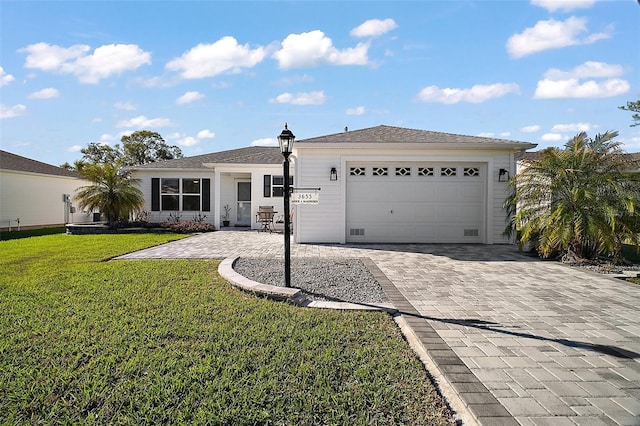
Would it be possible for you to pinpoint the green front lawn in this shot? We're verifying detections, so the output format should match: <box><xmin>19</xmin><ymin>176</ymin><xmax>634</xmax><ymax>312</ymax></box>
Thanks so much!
<box><xmin>0</xmin><ymin>234</ymin><xmax>454</xmax><ymax>425</ymax></box>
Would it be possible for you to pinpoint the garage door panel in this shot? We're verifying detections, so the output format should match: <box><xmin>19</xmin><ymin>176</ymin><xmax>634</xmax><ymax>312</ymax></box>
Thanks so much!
<box><xmin>347</xmin><ymin>163</ymin><xmax>485</xmax><ymax>243</ymax></box>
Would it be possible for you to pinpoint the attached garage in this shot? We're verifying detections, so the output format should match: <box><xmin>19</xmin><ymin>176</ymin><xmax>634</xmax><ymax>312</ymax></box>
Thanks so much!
<box><xmin>292</xmin><ymin>125</ymin><xmax>537</xmax><ymax>245</ymax></box>
<box><xmin>346</xmin><ymin>162</ymin><xmax>485</xmax><ymax>243</ymax></box>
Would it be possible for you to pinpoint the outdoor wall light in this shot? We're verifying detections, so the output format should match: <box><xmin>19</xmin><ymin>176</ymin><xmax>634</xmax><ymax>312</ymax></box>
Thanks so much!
<box><xmin>330</xmin><ymin>167</ymin><xmax>338</xmax><ymax>181</ymax></box>
<box><xmin>498</xmin><ymin>168</ymin><xmax>510</xmax><ymax>182</ymax></box>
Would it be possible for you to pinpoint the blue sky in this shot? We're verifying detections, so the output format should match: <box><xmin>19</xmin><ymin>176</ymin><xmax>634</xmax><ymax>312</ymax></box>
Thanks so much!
<box><xmin>1</xmin><ymin>0</ymin><xmax>639</xmax><ymax>166</ymax></box>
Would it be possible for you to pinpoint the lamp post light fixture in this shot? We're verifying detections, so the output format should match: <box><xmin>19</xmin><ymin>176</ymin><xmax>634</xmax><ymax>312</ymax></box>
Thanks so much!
<box><xmin>277</xmin><ymin>123</ymin><xmax>295</xmax><ymax>287</ymax></box>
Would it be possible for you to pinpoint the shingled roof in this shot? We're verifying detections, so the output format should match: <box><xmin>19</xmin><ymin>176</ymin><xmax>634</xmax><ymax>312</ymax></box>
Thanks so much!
<box><xmin>133</xmin><ymin>146</ymin><xmax>282</xmax><ymax>169</ymax></box>
<box><xmin>298</xmin><ymin>125</ymin><xmax>536</xmax><ymax>148</ymax></box>
<box><xmin>0</xmin><ymin>150</ymin><xmax>79</xmax><ymax>178</ymax></box>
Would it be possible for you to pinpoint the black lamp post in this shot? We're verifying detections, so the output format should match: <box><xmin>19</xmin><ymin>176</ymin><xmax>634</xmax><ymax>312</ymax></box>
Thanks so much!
<box><xmin>277</xmin><ymin>123</ymin><xmax>295</xmax><ymax>287</ymax></box>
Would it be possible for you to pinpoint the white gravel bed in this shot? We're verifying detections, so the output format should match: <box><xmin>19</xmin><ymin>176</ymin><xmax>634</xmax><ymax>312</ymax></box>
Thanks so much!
<box><xmin>233</xmin><ymin>257</ymin><xmax>389</xmax><ymax>304</ymax></box>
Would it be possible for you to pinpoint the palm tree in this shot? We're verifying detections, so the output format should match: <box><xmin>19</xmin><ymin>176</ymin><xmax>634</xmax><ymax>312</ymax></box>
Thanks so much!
<box><xmin>505</xmin><ymin>131</ymin><xmax>640</xmax><ymax>263</ymax></box>
<box><xmin>75</xmin><ymin>162</ymin><xmax>145</xmax><ymax>223</ymax></box>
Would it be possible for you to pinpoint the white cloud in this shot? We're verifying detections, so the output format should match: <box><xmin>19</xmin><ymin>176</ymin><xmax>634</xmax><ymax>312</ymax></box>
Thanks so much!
<box><xmin>544</xmin><ymin>61</ymin><xmax>624</xmax><ymax>80</ymax></box>
<box><xmin>196</xmin><ymin>129</ymin><xmax>215</xmax><ymax>139</ymax></box>
<box><xmin>541</xmin><ymin>133</ymin><xmax>565</xmax><ymax>141</ymax></box>
<box><xmin>534</xmin><ymin>77</ymin><xmax>629</xmax><ymax>99</ymax></box>
<box><xmin>417</xmin><ymin>83</ymin><xmax>520</xmax><ymax>104</ymax></box>
<box><xmin>506</xmin><ymin>17</ymin><xmax>611</xmax><ymax>59</ymax></box>
<box><xmin>477</xmin><ymin>132</ymin><xmax>495</xmax><ymax>137</ymax></box>
<box><xmin>521</xmin><ymin>125</ymin><xmax>541</xmax><ymax>133</ymax></box>
<box><xmin>623</xmin><ymin>136</ymin><xmax>640</xmax><ymax>151</ymax></box>
<box><xmin>0</xmin><ymin>104</ymin><xmax>27</xmax><ymax>119</ymax></box>
<box><xmin>274</xmin><ymin>74</ymin><xmax>314</xmax><ymax>86</ymax></box>
<box><xmin>531</xmin><ymin>0</ymin><xmax>596</xmax><ymax>12</ymax></box>
<box><xmin>176</xmin><ymin>91</ymin><xmax>205</xmax><ymax>105</ymax></box>
<box><xmin>273</xmin><ymin>30</ymin><xmax>369</xmax><ymax>69</ymax></box>
<box><xmin>346</xmin><ymin>106</ymin><xmax>365</xmax><ymax>116</ymax></box>
<box><xmin>550</xmin><ymin>122</ymin><xmax>592</xmax><ymax>132</ymax></box>
<box><xmin>166</xmin><ymin>36</ymin><xmax>265</xmax><ymax>79</ymax></box>
<box><xmin>19</xmin><ymin>42</ymin><xmax>151</xmax><ymax>83</ymax></box>
<box><xmin>178</xmin><ymin>136</ymin><xmax>199</xmax><ymax>147</ymax></box>
<box><xmin>500</xmin><ymin>132</ymin><xmax>512</xmax><ymax>137</ymax></box>
<box><xmin>1</xmin><ymin>67</ymin><xmax>15</xmax><ymax>86</ymax></box>
<box><xmin>28</xmin><ymin>87</ymin><xmax>59</xmax><ymax>99</ymax></box>
<box><xmin>350</xmin><ymin>18</ymin><xmax>397</xmax><ymax>38</ymax></box>
<box><xmin>66</xmin><ymin>145</ymin><xmax>82</xmax><ymax>152</ymax></box>
<box><xmin>99</xmin><ymin>134</ymin><xmax>115</xmax><ymax>142</ymax></box>
<box><xmin>270</xmin><ymin>91</ymin><xmax>326</xmax><ymax>105</ymax></box>
<box><xmin>251</xmin><ymin>137</ymin><xmax>278</xmax><ymax>147</ymax></box>
<box><xmin>116</xmin><ymin>115</ymin><xmax>172</xmax><ymax>128</ymax></box>
<box><xmin>114</xmin><ymin>102</ymin><xmax>136</xmax><ymax>111</ymax></box>
<box><xmin>534</xmin><ymin>61</ymin><xmax>629</xmax><ymax>99</ymax></box>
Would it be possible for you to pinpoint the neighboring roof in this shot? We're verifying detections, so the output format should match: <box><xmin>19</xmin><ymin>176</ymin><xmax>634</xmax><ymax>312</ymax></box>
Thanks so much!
<box><xmin>297</xmin><ymin>124</ymin><xmax>536</xmax><ymax>148</ymax></box>
<box><xmin>515</xmin><ymin>151</ymin><xmax>541</xmax><ymax>161</ymax></box>
<box><xmin>516</xmin><ymin>151</ymin><xmax>640</xmax><ymax>162</ymax></box>
<box><xmin>133</xmin><ymin>146</ymin><xmax>282</xmax><ymax>170</ymax></box>
<box><xmin>0</xmin><ymin>150</ymin><xmax>79</xmax><ymax>178</ymax></box>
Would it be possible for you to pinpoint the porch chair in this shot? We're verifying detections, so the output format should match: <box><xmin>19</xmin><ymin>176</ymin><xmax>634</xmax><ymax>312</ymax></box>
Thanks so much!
<box><xmin>256</xmin><ymin>206</ymin><xmax>276</xmax><ymax>233</ymax></box>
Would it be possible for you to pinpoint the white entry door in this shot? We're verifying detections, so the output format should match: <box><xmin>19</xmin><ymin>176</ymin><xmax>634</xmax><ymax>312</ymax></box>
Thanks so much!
<box><xmin>236</xmin><ymin>181</ymin><xmax>251</xmax><ymax>226</ymax></box>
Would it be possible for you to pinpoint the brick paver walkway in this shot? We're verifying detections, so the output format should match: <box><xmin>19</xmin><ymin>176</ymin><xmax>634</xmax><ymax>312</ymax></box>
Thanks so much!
<box><xmin>118</xmin><ymin>230</ymin><xmax>640</xmax><ymax>426</ymax></box>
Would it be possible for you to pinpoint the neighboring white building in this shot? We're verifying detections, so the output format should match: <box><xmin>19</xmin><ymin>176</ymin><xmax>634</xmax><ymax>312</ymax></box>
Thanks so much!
<box><xmin>0</xmin><ymin>150</ymin><xmax>93</xmax><ymax>231</ymax></box>
<box><xmin>132</xmin><ymin>125</ymin><xmax>536</xmax><ymax>243</ymax></box>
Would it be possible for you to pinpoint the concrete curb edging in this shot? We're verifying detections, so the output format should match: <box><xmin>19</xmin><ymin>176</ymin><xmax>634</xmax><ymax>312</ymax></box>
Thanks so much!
<box><xmin>218</xmin><ymin>256</ymin><xmax>397</xmax><ymax>312</ymax></box>
<box><xmin>394</xmin><ymin>315</ymin><xmax>479</xmax><ymax>426</ymax></box>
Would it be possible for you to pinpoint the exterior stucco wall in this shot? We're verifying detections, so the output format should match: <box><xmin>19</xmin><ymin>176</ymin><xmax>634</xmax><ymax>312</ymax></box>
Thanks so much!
<box><xmin>133</xmin><ymin>164</ymin><xmax>288</xmax><ymax>230</ymax></box>
<box><xmin>293</xmin><ymin>145</ymin><xmax>519</xmax><ymax>244</ymax></box>
<box><xmin>134</xmin><ymin>170</ymin><xmax>215</xmax><ymax>224</ymax></box>
<box><xmin>0</xmin><ymin>170</ymin><xmax>92</xmax><ymax>230</ymax></box>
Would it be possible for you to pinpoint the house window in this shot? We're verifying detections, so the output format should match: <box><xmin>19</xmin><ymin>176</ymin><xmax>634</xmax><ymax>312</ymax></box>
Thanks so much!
<box><xmin>464</xmin><ymin>167</ymin><xmax>480</xmax><ymax>177</ymax></box>
<box><xmin>265</xmin><ymin>175</ymin><xmax>293</xmax><ymax>197</ymax></box>
<box><xmin>373</xmin><ymin>167</ymin><xmax>388</xmax><ymax>176</ymax></box>
<box><xmin>418</xmin><ymin>167</ymin><xmax>434</xmax><ymax>176</ymax></box>
<box><xmin>161</xmin><ymin>178</ymin><xmax>180</xmax><ymax>211</ymax></box>
<box><xmin>350</xmin><ymin>167</ymin><xmax>366</xmax><ymax>176</ymax></box>
<box><xmin>182</xmin><ymin>179</ymin><xmax>201</xmax><ymax>211</ymax></box>
<box><xmin>395</xmin><ymin>167</ymin><xmax>411</xmax><ymax>176</ymax></box>
<box><xmin>441</xmin><ymin>167</ymin><xmax>457</xmax><ymax>177</ymax></box>
<box><xmin>155</xmin><ymin>178</ymin><xmax>209</xmax><ymax>211</ymax></box>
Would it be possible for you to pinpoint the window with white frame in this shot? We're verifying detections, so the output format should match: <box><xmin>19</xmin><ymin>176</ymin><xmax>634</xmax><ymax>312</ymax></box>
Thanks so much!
<box><xmin>263</xmin><ymin>175</ymin><xmax>294</xmax><ymax>197</ymax></box>
<box><xmin>156</xmin><ymin>178</ymin><xmax>207</xmax><ymax>211</ymax></box>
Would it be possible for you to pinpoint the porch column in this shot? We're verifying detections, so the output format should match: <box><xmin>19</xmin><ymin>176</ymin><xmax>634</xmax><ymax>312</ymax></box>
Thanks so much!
<box><xmin>214</xmin><ymin>168</ymin><xmax>221</xmax><ymax>230</ymax></box>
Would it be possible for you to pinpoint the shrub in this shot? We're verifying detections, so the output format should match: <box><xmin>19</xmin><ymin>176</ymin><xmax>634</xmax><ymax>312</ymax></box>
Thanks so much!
<box><xmin>163</xmin><ymin>221</ymin><xmax>216</xmax><ymax>233</ymax></box>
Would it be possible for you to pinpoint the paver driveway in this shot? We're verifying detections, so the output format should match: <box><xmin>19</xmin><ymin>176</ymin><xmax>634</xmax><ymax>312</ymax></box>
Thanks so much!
<box><xmin>119</xmin><ymin>231</ymin><xmax>640</xmax><ymax>426</ymax></box>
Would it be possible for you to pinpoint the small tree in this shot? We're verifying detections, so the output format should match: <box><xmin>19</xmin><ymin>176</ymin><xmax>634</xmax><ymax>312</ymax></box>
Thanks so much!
<box><xmin>121</xmin><ymin>130</ymin><xmax>183</xmax><ymax>166</ymax></box>
<box><xmin>505</xmin><ymin>131</ymin><xmax>640</xmax><ymax>263</ymax></box>
<box><xmin>70</xmin><ymin>130</ymin><xmax>183</xmax><ymax>170</ymax></box>
<box><xmin>75</xmin><ymin>162</ymin><xmax>145</xmax><ymax>223</ymax></box>
<box><xmin>619</xmin><ymin>99</ymin><xmax>640</xmax><ymax>127</ymax></box>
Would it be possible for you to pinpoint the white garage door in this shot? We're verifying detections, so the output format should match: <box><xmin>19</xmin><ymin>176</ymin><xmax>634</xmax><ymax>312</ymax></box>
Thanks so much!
<box><xmin>346</xmin><ymin>163</ymin><xmax>485</xmax><ymax>243</ymax></box>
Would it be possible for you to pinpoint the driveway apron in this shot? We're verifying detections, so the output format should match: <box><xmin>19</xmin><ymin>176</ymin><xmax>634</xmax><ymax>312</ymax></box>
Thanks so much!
<box><xmin>119</xmin><ymin>231</ymin><xmax>640</xmax><ymax>426</ymax></box>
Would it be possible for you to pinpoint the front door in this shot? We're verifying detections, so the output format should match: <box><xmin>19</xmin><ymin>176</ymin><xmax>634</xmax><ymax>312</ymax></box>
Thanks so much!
<box><xmin>236</xmin><ymin>181</ymin><xmax>251</xmax><ymax>226</ymax></box>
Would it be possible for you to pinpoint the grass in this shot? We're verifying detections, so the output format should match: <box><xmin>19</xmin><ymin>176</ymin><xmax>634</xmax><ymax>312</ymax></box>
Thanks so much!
<box><xmin>0</xmin><ymin>234</ymin><xmax>454</xmax><ymax>425</ymax></box>
<box><xmin>0</xmin><ymin>226</ymin><xmax>66</xmax><ymax>241</ymax></box>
